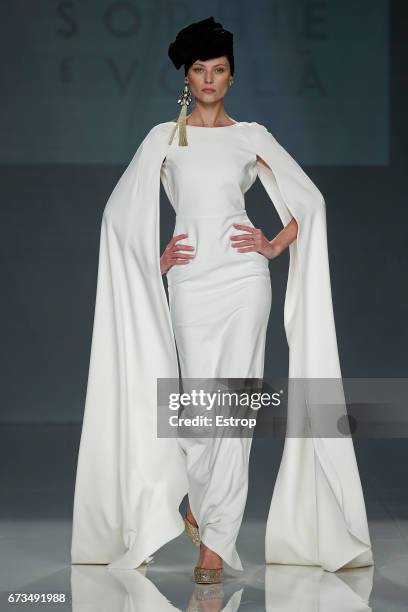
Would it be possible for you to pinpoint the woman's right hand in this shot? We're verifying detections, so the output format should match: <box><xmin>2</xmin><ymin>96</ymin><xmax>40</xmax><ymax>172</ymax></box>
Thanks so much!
<box><xmin>160</xmin><ymin>233</ymin><xmax>195</xmax><ymax>275</ymax></box>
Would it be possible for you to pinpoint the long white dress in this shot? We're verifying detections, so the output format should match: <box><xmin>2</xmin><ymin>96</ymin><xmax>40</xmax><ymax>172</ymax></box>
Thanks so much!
<box><xmin>160</xmin><ymin>123</ymin><xmax>272</xmax><ymax>570</ymax></box>
<box><xmin>70</xmin><ymin>120</ymin><xmax>374</xmax><ymax>573</ymax></box>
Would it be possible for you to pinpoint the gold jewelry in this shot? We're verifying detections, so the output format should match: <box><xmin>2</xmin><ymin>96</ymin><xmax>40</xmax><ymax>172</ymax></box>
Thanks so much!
<box><xmin>168</xmin><ymin>77</ymin><xmax>192</xmax><ymax>146</ymax></box>
<box><xmin>228</xmin><ymin>76</ymin><xmax>234</xmax><ymax>86</ymax></box>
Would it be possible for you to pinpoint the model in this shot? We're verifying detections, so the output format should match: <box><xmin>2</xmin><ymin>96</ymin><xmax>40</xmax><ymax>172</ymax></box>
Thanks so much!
<box><xmin>70</xmin><ymin>16</ymin><xmax>374</xmax><ymax>584</ymax></box>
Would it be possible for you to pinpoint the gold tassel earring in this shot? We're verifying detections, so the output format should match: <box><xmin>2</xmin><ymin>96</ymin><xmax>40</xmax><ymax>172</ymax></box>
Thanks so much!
<box><xmin>168</xmin><ymin>77</ymin><xmax>192</xmax><ymax>146</ymax></box>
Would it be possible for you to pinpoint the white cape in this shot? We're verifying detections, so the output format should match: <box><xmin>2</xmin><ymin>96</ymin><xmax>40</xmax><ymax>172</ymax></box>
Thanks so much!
<box><xmin>70</xmin><ymin>121</ymin><xmax>374</xmax><ymax>572</ymax></box>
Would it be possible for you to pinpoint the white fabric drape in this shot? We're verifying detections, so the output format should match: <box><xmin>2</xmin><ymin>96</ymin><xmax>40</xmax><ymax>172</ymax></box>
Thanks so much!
<box><xmin>249</xmin><ymin>124</ymin><xmax>373</xmax><ymax>571</ymax></box>
<box><xmin>70</xmin><ymin>121</ymin><xmax>374</xmax><ymax>572</ymax></box>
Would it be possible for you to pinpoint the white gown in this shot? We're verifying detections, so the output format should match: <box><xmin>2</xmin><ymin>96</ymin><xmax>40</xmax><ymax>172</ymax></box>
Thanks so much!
<box><xmin>160</xmin><ymin>123</ymin><xmax>272</xmax><ymax>570</ymax></box>
<box><xmin>70</xmin><ymin>121</ymin><xmax>374</xmax><ymax>573</ymax></box>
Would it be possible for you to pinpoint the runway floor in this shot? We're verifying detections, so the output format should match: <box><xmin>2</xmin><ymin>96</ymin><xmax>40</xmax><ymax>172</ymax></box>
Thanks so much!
<box><xmin>0</xmin><ymin>425</ymin><xmax>407</xmax><ymax>611</ymax></box>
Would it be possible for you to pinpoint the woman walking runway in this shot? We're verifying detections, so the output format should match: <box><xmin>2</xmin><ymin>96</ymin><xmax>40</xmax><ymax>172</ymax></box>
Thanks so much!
<box><xmin>70</xmin><ymin>16</ymin><xmax>374</xmax><ymax>584</ymax></box>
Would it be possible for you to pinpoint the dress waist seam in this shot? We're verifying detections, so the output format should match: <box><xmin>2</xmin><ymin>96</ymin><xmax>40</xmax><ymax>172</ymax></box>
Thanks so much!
<box><xmin>175</xmin><ymin>211</ymin><xmax>248</xmax><ymax>219</ymax></box>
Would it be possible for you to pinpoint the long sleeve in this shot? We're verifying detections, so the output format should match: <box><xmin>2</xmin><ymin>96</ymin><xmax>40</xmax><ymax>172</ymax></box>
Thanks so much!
<box><xmin>71</xmin><ymin>124</ymin><xmax>189</xmax><ymax>569</ymax></box>
<box><xmin>246</xmin><ymin>122</ymin><xmax>374</xmax><ymax>571</ymax></box>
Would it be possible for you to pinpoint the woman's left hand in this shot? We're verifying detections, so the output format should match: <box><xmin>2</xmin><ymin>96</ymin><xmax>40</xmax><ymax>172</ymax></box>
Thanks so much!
<box><xmin>229</xmin><ymin>223</ymin><xmax>281</xmax><ymax>260</ymax></box>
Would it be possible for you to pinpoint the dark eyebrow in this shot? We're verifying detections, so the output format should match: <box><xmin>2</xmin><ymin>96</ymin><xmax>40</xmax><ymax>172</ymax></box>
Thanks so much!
<box><xmin>193</xmin><ymin>62</ymin><xmax>227</xmax><ymax>67</ymax></box>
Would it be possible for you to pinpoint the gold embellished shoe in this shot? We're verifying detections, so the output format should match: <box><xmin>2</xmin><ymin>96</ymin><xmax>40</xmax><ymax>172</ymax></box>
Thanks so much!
<box><xmin>186</xmin><ymin>583</ymin><xmax>224</xmax><ymax>611</ymax></box>
<box><xmin>193</xmin><ymin>565</ymin><xmax>224</xmax><ymax>584</ymax></box>
<box><xmin>184</xmin><ymin>512</ymin><xmax>201</xmax><ymax>546</ymax></box>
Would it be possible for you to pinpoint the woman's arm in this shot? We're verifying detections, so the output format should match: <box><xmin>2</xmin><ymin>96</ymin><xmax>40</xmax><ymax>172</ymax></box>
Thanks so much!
<box><xmin>256</xmin><ymin>154</ymin><xmax>298</xmax><ymax>257</ymax></box>
<box><xmin>230</xmin><ymin>155</ymin><xmax>299</xmax><ymax>261</ymax></box>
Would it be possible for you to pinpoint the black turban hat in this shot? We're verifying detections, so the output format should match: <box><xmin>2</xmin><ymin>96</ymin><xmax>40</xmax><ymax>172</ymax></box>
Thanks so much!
<box><xmin>168</xmin><ymin>16</ymin><xmax>234</xmax><ymax>76</ymax></box>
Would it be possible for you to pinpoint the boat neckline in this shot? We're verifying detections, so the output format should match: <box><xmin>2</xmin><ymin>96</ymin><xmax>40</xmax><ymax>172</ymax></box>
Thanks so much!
<box><xmin>167</xmin><ymin>120</ymin><xmax>242</xmax><ymax>130</ymax></box>
<box><xmin>184</xmin><ymin>121</ymin><xmax>241</xmax><ymax>129</ymax></box>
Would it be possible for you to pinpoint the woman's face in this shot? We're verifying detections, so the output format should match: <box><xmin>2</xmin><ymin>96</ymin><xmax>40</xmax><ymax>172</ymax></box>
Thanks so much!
<box><xmin>186</xmin><ymin>56</ymin><xmax>231</xmax><ymax>103</ymax></box>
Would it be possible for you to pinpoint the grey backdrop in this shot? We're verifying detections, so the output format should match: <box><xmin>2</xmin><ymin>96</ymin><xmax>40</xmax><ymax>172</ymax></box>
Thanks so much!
<box><xmin>0</xmin><ymin>0</ymin><xmax>388</xmax><ymax>164</ymax></box>
<box><xmin>0</xmin><ymin>0</ymin><xmax>404</xmax><ymax>424</ymax></box>
<box><xmin>0</xmin><ymin>1</ymin><xmax>406</xmax><ymax>561</ymax></box>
